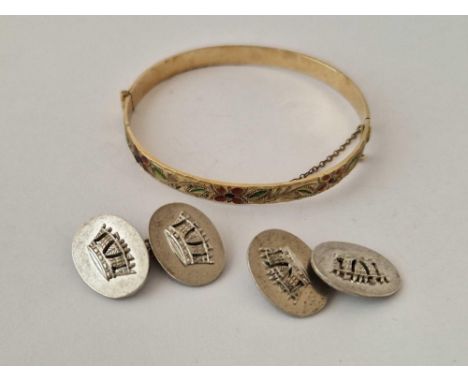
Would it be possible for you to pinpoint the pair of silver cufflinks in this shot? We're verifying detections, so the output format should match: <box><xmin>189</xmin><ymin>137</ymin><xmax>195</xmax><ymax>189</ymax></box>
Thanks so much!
<box><xmin>249</xmin><ymin>229</ymin><xmax>401</xmax><ymax>317</ymax></box>
<box><xmin>72</xmin><ymin>202</ymin><xmax>401</xmax><ymax>317</ymax></box>
<box><xmin>72</xmin><ymin>203</ymin><xmax>224</xmax><ymax>299</ymax></box>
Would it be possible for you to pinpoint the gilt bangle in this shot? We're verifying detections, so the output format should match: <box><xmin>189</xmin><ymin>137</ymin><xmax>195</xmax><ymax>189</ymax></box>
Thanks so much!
<box><xmin>121</xmin><ymin>45</ymin><xmax>371</xmax><ymax>204</ymax></box>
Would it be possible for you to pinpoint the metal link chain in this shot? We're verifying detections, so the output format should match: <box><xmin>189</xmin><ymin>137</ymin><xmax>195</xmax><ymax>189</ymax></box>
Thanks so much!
<box><xmin>293</xmin><ymin>124</ymin><xmax>364</xmax><ymax>180</ymax></box>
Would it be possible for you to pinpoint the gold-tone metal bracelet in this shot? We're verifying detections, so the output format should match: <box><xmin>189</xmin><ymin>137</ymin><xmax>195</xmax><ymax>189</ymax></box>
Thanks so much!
<box><xmin>121</xmin><ymin>45</ymin><xmax>371</xmax><ymax>204</ymax></box>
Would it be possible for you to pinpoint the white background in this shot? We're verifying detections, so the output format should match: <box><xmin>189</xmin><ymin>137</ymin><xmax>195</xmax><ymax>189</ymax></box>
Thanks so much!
<box><xmin>1</xmin><ymin>16</ymin><xmax>467</xmax><ymax>365</ymax></box>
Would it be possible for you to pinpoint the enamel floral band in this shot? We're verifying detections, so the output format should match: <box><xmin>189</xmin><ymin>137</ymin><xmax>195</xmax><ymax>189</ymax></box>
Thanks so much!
<box><xmin>121</xmin><ymin>45</ymin><xmax>371</xmax><ymax>204</ymax></box>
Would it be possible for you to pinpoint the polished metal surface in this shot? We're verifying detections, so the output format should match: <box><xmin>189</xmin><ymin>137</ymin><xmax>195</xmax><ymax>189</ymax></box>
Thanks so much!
<box><xmin>311</xmin><ymin>241</ymin><xmax>401</xmax><ymax>298</ymax></box>
<box><xmin>72</xmin><ymin>215</ymin><xmax>150</xmax><ymax>299</ymax></box>
<box><xmin>248</xmin><ymin>229</ymin><xmax>330</xmax><ymax>317</ymax></box>
<box><xmin>148</xmin><ymin>203</ymin><xmax>225</xmax><ymax>286</ymax></box>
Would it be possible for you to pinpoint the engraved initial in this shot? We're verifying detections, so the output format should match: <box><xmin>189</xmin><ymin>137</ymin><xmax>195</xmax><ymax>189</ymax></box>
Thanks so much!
<box><xmin>87</xmin><ymin>224</ymin><xmax>136</xmax><ymax>281</ymax></box>
<box><xmin>164</xmin><ymin>212</ymin><xmax>214</xmax><ymax>266</ymax></box>
<box><xmin>332</xmin><ymin>253</ymin><xmax>389</xmax><ymax>285</ymax></box>
<box><xmin>260</xmin><ymin>247</ymin><xmax>311</xmax><ymax>303</ymax></box>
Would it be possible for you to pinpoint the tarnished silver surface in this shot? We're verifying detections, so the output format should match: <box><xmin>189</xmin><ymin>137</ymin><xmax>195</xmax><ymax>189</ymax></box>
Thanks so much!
<box><xmin>248</xmin><ymin>229</ymin><xmax>330</xmax><ymax>317</ymax></box>
<box><xmin>311</xmin><ymin>241</ymin><xmax>401</xmax><ymax>297</ymax></box>
<box><xmin>72</xmin><ymin>215</ymin><xmax>150</xmax><ymax>299</ymax></box>
<box><xmin>148</xmin><ymin>203</ymin><xmax>225</xmax><ymax>286</ymax></box>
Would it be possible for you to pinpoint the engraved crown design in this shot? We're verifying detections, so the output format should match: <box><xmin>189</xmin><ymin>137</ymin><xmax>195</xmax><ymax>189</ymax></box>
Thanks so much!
<box><xmin>164</xmin><ymin>212</ymin><xmax>213</xmax><ymax>266</ymax></box>
<box><xmin>87</xmin><ymin>224</ymin><xmax>136</xmax><ymax>281</ymax></box>
<box><xmin>261</xmin><ymin>247</ymin><xmax>311</xmax><ymax>303</ymax></box>
<box><xmin>332</xmin><ymin>253</ymin><xmax>389</xmax><ymax>285</ymax></box>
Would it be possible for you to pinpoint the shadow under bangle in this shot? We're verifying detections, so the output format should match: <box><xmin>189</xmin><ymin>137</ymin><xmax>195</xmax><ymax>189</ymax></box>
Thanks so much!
<box><xmin>121</xmin><ymin>45</ymin><xmax>371</xmax><ymax>204</ymax></box>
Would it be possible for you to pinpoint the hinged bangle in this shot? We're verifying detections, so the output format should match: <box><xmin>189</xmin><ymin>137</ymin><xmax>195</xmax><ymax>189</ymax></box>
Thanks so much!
<box><xmin>122</xmin><ymin>45</ymin><xmax>371</xmax><ymax>204</ymax></box>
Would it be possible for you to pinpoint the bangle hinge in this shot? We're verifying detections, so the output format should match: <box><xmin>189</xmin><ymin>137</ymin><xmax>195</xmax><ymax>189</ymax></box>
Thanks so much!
<box><xmin>120</xmin><ymin>90</ymin><xmax>135</xmax><ymax>111</ymax></box>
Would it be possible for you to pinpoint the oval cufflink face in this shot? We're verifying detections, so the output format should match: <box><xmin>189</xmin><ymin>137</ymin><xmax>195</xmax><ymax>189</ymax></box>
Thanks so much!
<box><xmin>311</xmin><ymin>241</ymin><xmax>401</xmax><ymax>298</ymax></box>
<box><xmin>248</xmin><ymin>229</ymin><xmax>330</xmax><ymax>317</ymax></box>
<box><xmin>72</xmin><ymin>215</ymin><xmax>150</xmax><ymax>299</ymax></box>
<box><xmin>148</xmin><ymin>203</ymin><xmax>225</xmax><ymax>286</ymax></box>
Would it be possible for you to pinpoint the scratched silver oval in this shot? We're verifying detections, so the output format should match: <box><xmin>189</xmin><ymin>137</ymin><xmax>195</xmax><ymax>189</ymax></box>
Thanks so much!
<box><xmin>148</xmin><ymin>203</ymin><xmax>225</xmax><ymax>286</ymax></box>
<box><xmin>248</xmin><ymin>229</ymin><xmax>330</xmax><ymax>317</ymax></box>
<box><xmin>72</xmin><ymin>215</ymin><xmax>150</xmax><ymax>299</ymax></box>
<box><xmin>311</xmin><ymin>242</ymin><xmax>401</xmax><ymax>298</ymax></box>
